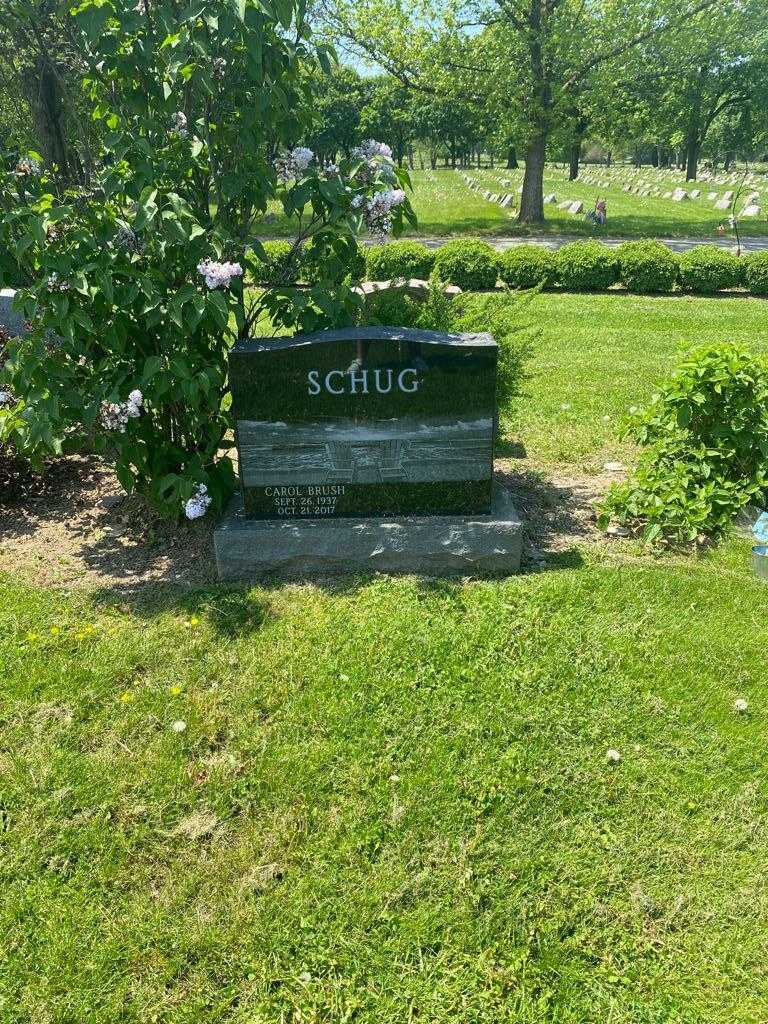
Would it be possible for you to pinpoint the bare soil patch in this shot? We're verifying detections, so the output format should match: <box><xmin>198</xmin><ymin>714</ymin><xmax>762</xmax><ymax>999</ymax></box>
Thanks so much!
<box><xmin>0</xmin><ymin>454</ymin><xmax>615</xmax><ymax>588</ymax></box>
<box><xmin>0</xmin><ymin>454</ymin><xmax>217</xmax><ymax>588</ymax></box>
<box><xmin>496</xmin><ymin>460</ymin><xmax>615</xmax><ymax>569</ymax></box>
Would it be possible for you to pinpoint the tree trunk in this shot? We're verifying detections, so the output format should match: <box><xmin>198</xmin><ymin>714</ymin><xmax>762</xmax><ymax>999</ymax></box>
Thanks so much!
<box><xmin>24</xmin><ymin>55</ymin><xmax>77</xmax><ymax>182</ymax></box>
<box><xmin>506</xmin><ymin>146</ymin><xmax>518</xmax><ymax>169</ymax></box>
<box><xmin>651</xmin><ymin>146</ymin><xmax>659</xmax><ymax>167</ymax></box>
<box><xmin>685</xmin><ymin>136</ymin><xmax>699</xmax><ymax>180</ymax></box>
<box><xmin>568</xmin><ymin>140</ymin><xmax>580</xmax><ymax>180</ymax></box>
<box><xmin>606</xmin><ymin>151</ymin><xmax>612</xmax><ymax>167</ymax></box>
<box><xmin>518</xmin><ymin>133</ymin><xmax>547</xmax><ymax>224</ymax></box>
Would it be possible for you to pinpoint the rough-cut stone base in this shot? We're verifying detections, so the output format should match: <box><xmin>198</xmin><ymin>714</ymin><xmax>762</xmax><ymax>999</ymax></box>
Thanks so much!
<box><xmin>0</xmin><ymin>289</ymin><xmax>25</xmax><ymax>337</ymax></box>
<box><xmin>214</xmin><ymin>483</ymin><xmax>523</xmax><ymax>581</ymax></box>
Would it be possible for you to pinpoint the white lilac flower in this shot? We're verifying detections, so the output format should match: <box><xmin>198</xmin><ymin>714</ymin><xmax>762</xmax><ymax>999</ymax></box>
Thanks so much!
<box><xmin>100</xmin><ymin>401</ymin><xmax>130</xmax><ymax>433</ymax></box>
<box><xmin>133</xmin><ymin>0</ymin><xmax>147</xmax><ymax>11</ymax></box>
<box><xmin>734</xmin><ymin>698</ymin><xmax>749</xmax><ymax>713</ymax></box>
<box><xmin>606</xmin><ymin>748</ymin><xmax>621</xmax><ymax>763</ymax></box>
<box><xmin>171</xmin><ymin>111</ymin><xmax>188</xmax><ymax>139</ymax></box>
<box><xmin>0</xmin><ymin>391</ymin><xmax>13</xmax><ymax>407</ymax></box>
<box><xmin>292</xmin><ymin>146</ymin><xmax>314</xmax><ymax>172</ymax></box>
<box><xmin>197</xmin><ymin>258</ymin><xmax>243</xmax><ymax>289</ymax></box>
<box><xmin>353</xmin><ymin>139</ymin><xmax>393</xmax><ymax>161</ymax></box>
<box><xmin>126</xmin><ymin>389</ymin><xmax>143</xmax><ymax>417</ymax></box>
<box><xmin>184</xmin><ymin>482</ymin><xmax>212</xmax><ymax>520</ymax></box>
<box><xmin>16</xmin><ymin>156</ymin><xmax>41</xmax><ymax>176</ymax></box>
<box><xmin>359</xmin><ymin>188</ymin><xmax>406</xmax><ymax>241</ymax></box>
<box><xmin>100</xmin><ymin>389</ymin><xmax>143</xmax><ymax>431</ymax></box>
<box><xmin>212</xmin><ymin>56</ymin><xmax>227</xmax><ymax>79</ymax></box>
<box><xmin>46</xmin><ymin>272</ymin><xmax>70</xmax><ymax>293</ymax></box>
<box><xmin>273</xmin><ymin>146</ymin><xmax>315</xmax><ymax>183</ymax></box>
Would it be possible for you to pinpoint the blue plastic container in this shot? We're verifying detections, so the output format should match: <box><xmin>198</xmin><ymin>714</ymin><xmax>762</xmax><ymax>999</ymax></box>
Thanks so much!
<box><xmin>752</xmin><ymin>544</ymin><xmax>768</xmax><ymax>581</ymax></box>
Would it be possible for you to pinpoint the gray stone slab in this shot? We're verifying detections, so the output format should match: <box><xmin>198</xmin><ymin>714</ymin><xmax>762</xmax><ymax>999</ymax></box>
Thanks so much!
<box><xmin>214</xmin><ymin>482</ymin><xmax>523</xmax><ymax>580</ymax></box>
<box><xmin>0</xmin><ymin>289</ymin><xmax>26</xmax><ymax>337</ymax></box>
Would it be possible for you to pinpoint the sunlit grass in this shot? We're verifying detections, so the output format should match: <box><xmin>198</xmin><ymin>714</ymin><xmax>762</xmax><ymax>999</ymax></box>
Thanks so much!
<box><xmin>257</xmin><ymin>164</ymin><xmax>768</xmax><ymax>241</ymax></box>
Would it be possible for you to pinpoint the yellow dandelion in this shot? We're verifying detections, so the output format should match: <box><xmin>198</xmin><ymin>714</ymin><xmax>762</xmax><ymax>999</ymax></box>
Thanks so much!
<box><xmin>49</xmin><ymin>626</ymin><xmax>60</xmax><ymax>636</ymax></box>
<box><xmin>120</xmin><ymin>691</ymin><xmax>136</xmax><ymax>704</ymax></box>
<box><xmin>25</xmin><ymin>632</ymin><xmax>39</xmax><ymax>643</ymax></box>
<box><xmin>169</xmin><ymin>685</ymin><xmax>182</xmax><ymax>696</ymax></box>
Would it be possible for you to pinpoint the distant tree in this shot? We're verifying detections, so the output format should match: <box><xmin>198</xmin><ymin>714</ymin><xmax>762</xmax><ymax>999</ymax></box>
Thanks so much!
<box><xmin>327</xmin><ymin>0</ymin><xmax>729</xmax><ymax>223</ymax></box>
<box><xmin>307</xmin><ymin>66</ymin><xmax>368</xmax><ymax>162</ymax></box>
<box><xmin>359</xmin><ymin>77</ymin><xmax>416</xmax><ymax>166</ymax></box>
<box><xmin>0</xmin><ymin>1</ymin><xmax>93</xmax><ymax>182</ymax></box>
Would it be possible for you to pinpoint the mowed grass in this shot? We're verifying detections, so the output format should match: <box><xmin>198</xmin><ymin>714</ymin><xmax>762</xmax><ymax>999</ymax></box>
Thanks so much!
<box><xmin>2</xmin><ymin>550</ymin><xmax>768</xmax><ymax>1023</ymax></box>
<box><xmin>3</xmin><ymin>293</ymin><xmax>768</xmax><ymax>1021</ymax></box>
<box><xmin>258</xmin><ymin>165</ymin><xmax>768</xmax><ymax>240</ymax></box>
<box><xmin>512</xmin><ymin>292</ymin><xmax>768</xmax><ymax>468</ymax></box>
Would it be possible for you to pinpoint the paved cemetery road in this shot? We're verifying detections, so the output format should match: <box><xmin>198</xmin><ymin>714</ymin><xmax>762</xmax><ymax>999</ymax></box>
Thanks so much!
<box><xmin>407</xmin><ymin>234</ymin><xmax>768</xmax><ymax>253</ymax></box>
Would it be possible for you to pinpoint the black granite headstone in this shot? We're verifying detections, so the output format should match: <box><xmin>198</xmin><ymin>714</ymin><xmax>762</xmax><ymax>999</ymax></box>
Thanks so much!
<box><xmin>229</xmin><ymin>326</ymin><xmax>498</xmax><ymax>519</ymax></box>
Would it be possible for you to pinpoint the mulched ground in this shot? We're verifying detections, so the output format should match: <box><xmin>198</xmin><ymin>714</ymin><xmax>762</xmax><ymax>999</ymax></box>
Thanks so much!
<box><xmin>0</xmin><ymin>453</ymin><xmax>610</xmax><ymax>589</ymax></box>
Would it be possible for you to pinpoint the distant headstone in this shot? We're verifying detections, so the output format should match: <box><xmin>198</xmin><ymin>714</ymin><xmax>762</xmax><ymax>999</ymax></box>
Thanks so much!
<box><xmin>0</xmin><ymin>289</ymin><xmax>26</xmax><ymax>338</ymax></box>
<box><xmin>543</xmin><ymin>193</ymin><xmax>557</xmax><ymax>204</ymax></box>
<box><xmin>671</xmin><ymin>188</ymin><xmax>689</xmax><ymax>201</ymax></box>
<box><xmin>714</xmin><ymin>198</ymin><xmax>731</xmax><ymax>210</ymax></box>
<box><xmin>499</xmin><ymin>195</ymin><xmax>515</xmax><ymax>208</ymax></box>
<box><xmin>568</xmin><ymin>200</ymin><xmax>584</xmax><ymax>214</ymax></box>
<box><xmin>722</xmin><ymin>190</ymin><xmax>735</xmax><ymax>202</ymax></box>
<box><xmin>742</xmin><ymin>204</ymin><xmax>761</xmax><ymax>218</ymax></box>
<box><xmin>689</xmin><ymin>189</ymin><xmax>701</xmax><ymax>198</ymax></box>
<box><xmin>557</xmin><ymin>199</ymin><xmax>572</xmax><ymax>210</ymax></box>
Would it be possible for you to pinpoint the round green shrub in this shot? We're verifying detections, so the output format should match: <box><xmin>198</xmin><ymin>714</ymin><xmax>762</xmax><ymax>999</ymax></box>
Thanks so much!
<box><xmin>250</xmin><ymin>240</ymin><xmax>301</xmax><ymax>285</ymax></box>
<box><xmin>433</xmin><ymin>239</ymin><xmax>499</xmax><ymax>291</ymax></box>
<box><xmin>498</xmin><ymin>245</ymin><xmax>556</xmax><ymax>289</ymax></box>
<box><xmin>744</xmin><ymin>251</ymin><xmax>768</xmax><ymax>296</ymax></box>
<box><xmin>365</xmin><ymin>241</ymin><xmax>435</xmax><ymax>281</ymax></box>
<box><xmin>555</xmin><ymin>240</ymin><xmax>620</xmax><ymax>292</ymax></box>
<box><xmin>678</xmin><ymin>246</ymin><xmax>743</xmax><ymax>294</ymax></box>
<box><xmin>618</xmin><ymin>240</ymin><xmax>679</xmax><ymax>294</ymax></box>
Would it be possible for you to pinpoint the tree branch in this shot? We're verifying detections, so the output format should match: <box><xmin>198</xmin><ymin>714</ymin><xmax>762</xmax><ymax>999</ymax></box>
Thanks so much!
<box><xmin>562</xmin><ymin>0</ymin><xmax>721</xmax><ymax>93</ymax></box>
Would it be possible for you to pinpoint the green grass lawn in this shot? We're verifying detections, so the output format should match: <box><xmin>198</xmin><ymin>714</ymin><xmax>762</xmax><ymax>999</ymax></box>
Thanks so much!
<box><xmin>259</xmin><ymin>165</ymin><xmax>768</xmax><ymax>241</ymax></box>
<box><xmin>515</xmin><ymin>292</ymin><xmax>768</xmax><ymax>467</ymax></box>
<box><xmin>3</xmin><ymin>292</ymin><xmax>768</xmax><ymax>1022</ymax></box>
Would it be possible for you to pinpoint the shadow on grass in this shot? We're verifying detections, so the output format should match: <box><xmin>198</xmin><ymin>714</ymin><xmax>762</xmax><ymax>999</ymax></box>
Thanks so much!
<box><xmin>1</xmin><ymin>449</ymin><xmax>593</xmax><ymax>628</ymax></box>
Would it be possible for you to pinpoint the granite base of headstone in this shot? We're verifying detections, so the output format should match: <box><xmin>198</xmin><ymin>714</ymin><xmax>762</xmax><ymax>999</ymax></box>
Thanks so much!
<box><xmin>214</xmin><ymin>482</ymin><xmax>522</xmax><ymax>580</ymax></box>
<box><xmin>214</xmin><ymin>325</ymin><xmax>524</xmax><ymax>580</ymax></box>
<box><xmin>0</xmin><ymin>289</ymin><xmax>25</xmax><ymax>337</ymax></box>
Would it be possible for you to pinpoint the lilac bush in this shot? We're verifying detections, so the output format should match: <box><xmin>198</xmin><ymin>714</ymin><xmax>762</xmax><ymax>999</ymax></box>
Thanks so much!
<box><xmin>0</xmin><ymin>0</ymin><xmax>414</xmax><ymax>520</ymax></box>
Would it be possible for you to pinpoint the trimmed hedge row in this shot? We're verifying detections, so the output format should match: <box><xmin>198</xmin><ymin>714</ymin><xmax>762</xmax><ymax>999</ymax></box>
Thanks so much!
<box><xmin>251</xmin><ymin>237</ymin><xmax>768</xmax><ymax>296</ymax></box>
<box><xmin>356</xmin><ymin>239</ymin><xmax>768</xmax><ymax>296</ymax></box>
